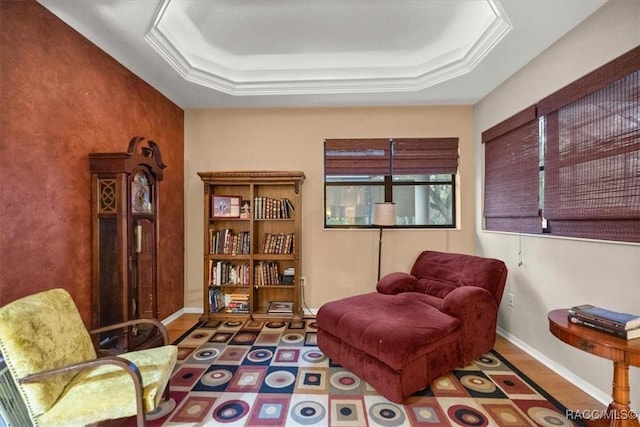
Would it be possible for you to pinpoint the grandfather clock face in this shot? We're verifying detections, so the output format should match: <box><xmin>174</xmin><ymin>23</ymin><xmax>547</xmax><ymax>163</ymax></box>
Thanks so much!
<box><xmin>131</xmin><ymin>171</ymin><xmax>152</xmax><ymax>214</ymax></box>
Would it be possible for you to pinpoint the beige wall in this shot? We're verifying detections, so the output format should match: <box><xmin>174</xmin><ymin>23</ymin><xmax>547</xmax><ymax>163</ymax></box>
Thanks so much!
<box><xmin>475</xmin><ymin>0</ymin><xmax>640</xmax><ymax>409</ymax></box>
<box><xmin>185</xmin><ymin>106</ymin><xmax>474</xmax><ymax>311</ymax></box>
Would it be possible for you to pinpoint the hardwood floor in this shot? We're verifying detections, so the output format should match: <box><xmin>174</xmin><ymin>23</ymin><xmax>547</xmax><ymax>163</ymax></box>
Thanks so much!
<box><xmin>493</xmin><ymin>334</ymin><xmax>606</xmax><ymax>412</ymax></box>
<box><xmin>165</xmin><ymin>312</ymin><xmax>202</xmax><ymax>343</ymax></box>
<box><xmin>165</xmin><ymin>312</ymin><xmax>606</xmax><ymax>412</ymax></box>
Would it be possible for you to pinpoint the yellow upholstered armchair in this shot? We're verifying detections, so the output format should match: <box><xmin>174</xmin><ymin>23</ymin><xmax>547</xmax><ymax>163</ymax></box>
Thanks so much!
<box><xmin>0</xmin><ymin>288</ymin><xmax>177</xmax><ymax>427</ymax></box>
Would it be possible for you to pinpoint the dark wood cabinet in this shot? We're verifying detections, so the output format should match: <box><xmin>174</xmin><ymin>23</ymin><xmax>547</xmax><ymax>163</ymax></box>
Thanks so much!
<box><xmin>89</xmin><ymin>137</ymin><xmax>166</xmax><ymax>350</ymax></box>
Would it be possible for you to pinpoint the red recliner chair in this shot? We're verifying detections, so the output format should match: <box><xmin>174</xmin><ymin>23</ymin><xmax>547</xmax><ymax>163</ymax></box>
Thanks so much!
<box><xmin>316</xmin><ymin>250</ymin><xmax>508</xmax><ymax>403</ymax></box>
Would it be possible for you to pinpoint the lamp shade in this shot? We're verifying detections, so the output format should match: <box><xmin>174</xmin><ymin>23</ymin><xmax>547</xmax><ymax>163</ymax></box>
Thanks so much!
<box><xmin>373</xmin><ymin>202</ymin><xmax>396</xmax><ymax>226</ymax></box>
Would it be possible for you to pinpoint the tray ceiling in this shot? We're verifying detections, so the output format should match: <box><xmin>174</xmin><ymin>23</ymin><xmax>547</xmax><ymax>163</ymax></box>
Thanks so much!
<box><xmin>37</xmin><ymin>0</ymin><xmax>607</xmax><ymax>108</ymax></box>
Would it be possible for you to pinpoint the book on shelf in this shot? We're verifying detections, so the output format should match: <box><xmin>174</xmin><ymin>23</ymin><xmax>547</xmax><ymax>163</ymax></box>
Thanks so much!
<box><xmin>228</xmin><ymin>293</ymin><xmax>249</xmax><ymax>301</ymax></box>
<box><xmin>209</xmin><ymin>229</ymin><xmax>250</xmax><ymax>255</ymax></box>
<box><xmin>568</xmin><ymin>312</ymin><xmax>640</xmax><ymax>340</ymax></box>
<box><xmin>268</xmin><ymin>301</ymin><xmax>293</xmax><ymax>314</ymax></box>
<box><xmin>253</xmin><ymin>197</ymin><xmax>295</xmax><ymax>219</ymax></box>
<box><xmin>284</xmin><ymin>198</ymin><xmax>295</xmax><ymax>216</ymax></box>
<box><xmin>569</xmin><ymin>304</ymin><xmax>640</xmax><ymax>331</ymax></box>
<box><xmin>208</xmin><ymin>286</ymin><xmax>225</xmax><ymax>313</ymax></box>
<box><xmin>261</xmin><ymin>232</ymin><xmax>295</xmax><ymax>254</ymax></box>
<box><xmin>224</xmin><ymin>291</ymin><xmax>250</xmax><ymax>314</ymax></box>
<box><xmin>226</xmin><ymin>306</ymin><xmax>249</xmax><ymax>313</ymax></box>
<box><xmin>210</xmin><ymin>260</ymin><xmax>250</xmax><ymax>286</ymax></box>
<box><xmin>254</xmin><ymin>261</ymin><xmax>283</xmax><ymax>286</ymax></box>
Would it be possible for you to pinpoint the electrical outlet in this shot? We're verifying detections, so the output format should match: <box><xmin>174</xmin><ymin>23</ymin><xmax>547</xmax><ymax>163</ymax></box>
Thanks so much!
<box><xmin>301</xmin><ymin>277</ymin><xmax>306</xmax><ymax>287</ymax></box>
<box><xmin>508</xmin><ymin>293</ymin><xmax>514</xmax><ymax>306</ymax></box>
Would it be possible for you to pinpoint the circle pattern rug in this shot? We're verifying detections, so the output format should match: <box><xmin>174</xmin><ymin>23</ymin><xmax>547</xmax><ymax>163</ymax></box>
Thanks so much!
<box><xmin>129</xmin><ymin>319</ymin><xmax>580</xmax><ymax>427</ymax></box>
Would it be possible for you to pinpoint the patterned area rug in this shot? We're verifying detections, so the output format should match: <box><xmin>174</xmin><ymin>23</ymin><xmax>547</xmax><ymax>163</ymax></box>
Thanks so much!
<box><xmin>137</xmin><ymin>319</ymin><xmax>580</xmax><ymax>426</ymax></box>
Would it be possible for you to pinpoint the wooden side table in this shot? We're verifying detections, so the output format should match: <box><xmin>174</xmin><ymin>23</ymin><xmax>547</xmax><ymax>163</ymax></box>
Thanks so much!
<box><xmin>548</xmin><ymin>309</ymin><xmax>640</xmax><ymax>427</ymax></box>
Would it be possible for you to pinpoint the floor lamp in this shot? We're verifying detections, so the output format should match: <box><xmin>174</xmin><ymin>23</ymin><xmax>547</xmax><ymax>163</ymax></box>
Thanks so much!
<box><xmin>373</xmin><ymin>202</ymin><xmax>396</xmax><ymax>281</ymax></box>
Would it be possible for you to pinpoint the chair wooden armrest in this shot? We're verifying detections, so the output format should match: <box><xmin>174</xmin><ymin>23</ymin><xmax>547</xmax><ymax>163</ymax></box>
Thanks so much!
<box><xmin>20</xmin><ymin>356</ymin><xmax>147</xmax><ymax>426</ymax></box>
<box><xmin>91</xmin><ymin>318</ymin><xmax>170</xmax><ymax>345</ymax></box>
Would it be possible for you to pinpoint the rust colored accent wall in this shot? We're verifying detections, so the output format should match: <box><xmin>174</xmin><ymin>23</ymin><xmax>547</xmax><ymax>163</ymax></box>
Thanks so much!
<box><xmin>0</xmin><ymin>0</ymin><xmax>185</xmax><ymax>324</ymax></box>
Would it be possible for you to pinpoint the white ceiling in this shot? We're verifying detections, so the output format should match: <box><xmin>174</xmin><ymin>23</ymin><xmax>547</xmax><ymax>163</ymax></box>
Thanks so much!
<box><xmin>36</xmin><ymin>0</ymin><xmax>607</xmax><ymax>109</ymax></box>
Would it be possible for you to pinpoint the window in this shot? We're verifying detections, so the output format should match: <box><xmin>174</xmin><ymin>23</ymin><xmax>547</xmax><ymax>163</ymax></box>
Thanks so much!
<box><xmin>324</xmin><ymin>138</ymin><xmax>459</xmax><ymax>228</ymax></box>
<box><xmin>482</xmin><ymin>106</ymin><xmax>542</xmax><ymax>234</ymax></box>
<box><xmin>542</xmin><ymin>69</ymin><xmax>640</xmax><ymax>242</ymax></box>
<box><xmin>483</xmin><ymin>46</ymin><xmax>640</xmax><ymax>243</ymax></box>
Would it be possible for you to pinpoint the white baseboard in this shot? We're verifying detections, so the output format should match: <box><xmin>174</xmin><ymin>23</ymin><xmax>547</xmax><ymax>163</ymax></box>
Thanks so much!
<box><xmin>304</xmin><ymin>307</ymin><xmax>318</xmax><ymax>316</ymax></box>
<box><xmin>183</xmin><ymin>306</ymin><xmax>205</xmax><ymax>314</ymax></box>
<box><xmin>497</xmin><ymin>327</ymin><xmax>610</xmax><ymax>406</ymax></box>
<box><xmin>161</xmin><ymin>307</ymin><xmax>203</xmax><ymax>325</ymax></box>
<box><xmin>161</xmin><ymin>309</ymin><xmax>184</xmax><ymax>325</ymax></box>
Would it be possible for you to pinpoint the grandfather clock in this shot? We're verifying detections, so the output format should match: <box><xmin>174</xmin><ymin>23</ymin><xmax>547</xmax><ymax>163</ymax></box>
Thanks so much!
<box><xmin>89</xmin><ymin>136</ymin><xmax>166</xmax><ymax>350</ymax></box>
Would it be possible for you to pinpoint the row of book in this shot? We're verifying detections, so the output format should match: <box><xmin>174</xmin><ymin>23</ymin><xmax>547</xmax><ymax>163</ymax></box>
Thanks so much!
<box><xmin>226</xmin><ymin>292</ymin><xmax>250</xmax><ymax>314</ymax></box>
<box><xmin>209</xmin><ymin>259</ymin><xmax>295</xmax><ymax>286</ymax></box>
<box><xmin>209</xmin><ymin>286</ymin><xmax>250</xmax><ymax>314</ymax></box>
<box><xmin>254</xmin><ymin>197</ymin><xmax>295</xmax><ymax>219</ymax></box>
<box><xmin>568</xmin><ymin>304</ymin><xmax>640</xmax><ymax>340</ymax></box>
<box><xmin>208</xmin><ymin>229</ymin><xmax>296</xmax><ymax>255</ymax></box>
<box><xmin>254</xmin><ymin>262</ymin><xmax>295</xmax><ymax>286</ymax></box>
<box><xmin>209</xmin><ymin>260</ymin><xmax>250</xmax><ymax>286</ymax></box>
<box><xmin>209</xmin><ymin>229</ymin><xmax>250</xmax><ymax>255</ymax></box>
<box><xmin>261</xmin><ymin>232</ymin><xmax>295</xmax><ymax>254</ymax></box>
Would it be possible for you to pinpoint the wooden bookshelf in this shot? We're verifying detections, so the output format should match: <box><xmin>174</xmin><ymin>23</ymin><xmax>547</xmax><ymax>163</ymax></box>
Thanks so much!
<box><xmin>198</xmin><ymin>171</ymin><xmax>305</xmax><ymax>322</ymax></box>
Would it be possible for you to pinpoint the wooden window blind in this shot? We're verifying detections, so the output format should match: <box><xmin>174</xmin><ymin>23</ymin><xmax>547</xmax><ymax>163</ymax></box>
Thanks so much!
<box><xmin>324</xmin><ymin>138</ymin><xmax>459</xmax><ymax>176</ymax></box>
<box><xmin>324</xmin><ymin>139</ymin><xmax>391</xmax><ymax>176</ymax></box>
<box><xmin>482</xmin><ymin>46</ymin><xmax>639</xmax><ymax>243</ymax></box>
<box><xmin>543</xmin><ymin>68</ymin><xmax>640</xmax><ymax>243</ymax></box>
<box><xmin>392</xmin><ymin>138</ymin><xmax>459</xmax><ymax>174</ymax></box>
<box><xmin>538</xmin><ymin>46</ymin><xmax>640</xmax><ymax>116</ymax></box>
<box><xmin>482</xmin><ymin>106</ymin><xmax>542</xmax><ymax>233</ymax></box>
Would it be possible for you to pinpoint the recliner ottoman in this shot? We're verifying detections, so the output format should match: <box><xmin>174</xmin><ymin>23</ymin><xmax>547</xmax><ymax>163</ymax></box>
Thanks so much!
<box><xmin>316</xmin><ymin>250</ymin><xmax>508</xmax><ymax>403</ymax></box>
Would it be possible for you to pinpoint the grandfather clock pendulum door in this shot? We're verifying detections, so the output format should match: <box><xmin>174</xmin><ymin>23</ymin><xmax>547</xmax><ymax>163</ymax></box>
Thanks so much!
<box><xmin>131</xmin><ymin>170</ymin><xmax>156</xmax><ymax>321</ymax></box>
<box><xmin>90</xmin><ymin>137</ymin><xmax>166</xmax><ymax>351</ymax></box>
